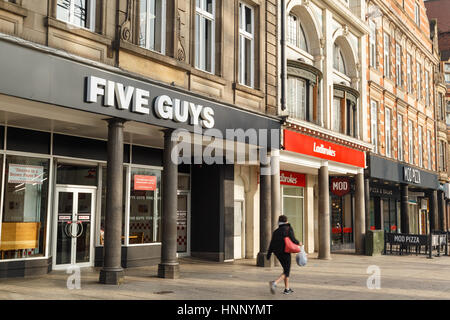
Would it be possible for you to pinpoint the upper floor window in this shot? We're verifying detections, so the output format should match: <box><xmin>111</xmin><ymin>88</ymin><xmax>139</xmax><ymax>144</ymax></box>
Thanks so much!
<box><xmin>407</xmin><ymin>54</ymin><xmax>412</xmax><ymax>93</ymax></box>
<box><xmin>371</xmin><ymin>100</ymin><xmax>378</xmax><ymax>153</ymax></box>
<box><xmin>195</xmin><ymin>0</ymin><xmax>215</xmax><ymax>74</ymax></box>
<box><xmin>332</xmin><ymin>85</ymin><xmax>359</xmax><ymax>138</ymax></box>
<box><xmin>397</xmin><ymin>114</ymin><xmax>403</xmax><ymax>161</ymax></box>
<box><xmin>369</xmin><ymin>21</ymin><xmax>377</xmax><ymax>69</ymax></box>
<box><xmin>416</xmin><ymin>62</ymin><xmax>422</xmax><ymax>101</ymax></box>
<box><xmin>439</xmin><ymin>140</ymin><xmax>446</xmax><ymax>172</ymax></box>
<box><xmin>418</xmin><ymin>125</ymin><xmax>423</xmax><ymax>167</ymax></box>
<box><xmin>414</xmin><ymin>2</ymin><xmax>420</xmax><ymax>27</ymax></box>
<box><xmin>383</xmin><ymin>33</ymin><xmax>390</xmax><ymax>78</ymax></box>
<box><xmin>385</xmin><ymin>108</ymin><xmax>391</xmax><ymax>158</ymax></box>
<box><xmin>238</xmin><ymin>2</ymin><xmax>254</xmax><ymax>88</ymax></box>
<box><xmin>138</xmin><ymin>0</ymin><xmax>166</xmax><ymax>54</ymax></box>
<box><xmin>427</xmin><ymin>130</ymin><xmax>432</xmax><ymax>170</ymax></box>
<box><xmin>287</xmin><ymin>14</ymin><xmax>308</xmax><ymax>52</ymax></box>
<box><xmin>395</xmin><ymin>44</ymin><xmax>402</xmax><ymax>87</ymax></box>
<box><xmin>425</xmin><ymin>70</ymin><xmax>429</xmax><ymax>106</ymax></box>
<box><xmin>438</xmin><ymin>93</ymin><xmax>444</xmax><ymax>121</ymax></box>
<box><xmin>333</xmin><ymin>43</ymin><xmax>346</xmax><ymax>75</ymax></box>
<box><xmin>286</xmin><ymin>60</ymin><xmax>322</xmax><ymax>125</ymax></box>
<box><xmin>408</xmin><ymin>120</ymin><xmax>414</xmax><ymax>164</ymax></box>
<box><xmin>57</xmin><ymin>0</ymin><xmax>96</xmax><ymax>31</ymax></box>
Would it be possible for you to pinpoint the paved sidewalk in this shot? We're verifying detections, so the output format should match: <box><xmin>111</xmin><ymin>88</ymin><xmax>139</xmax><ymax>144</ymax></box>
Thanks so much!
<box><xmin>0</xmin><ymin>253</ymin><xmax>449</xmax><ymax>300</ymax></box>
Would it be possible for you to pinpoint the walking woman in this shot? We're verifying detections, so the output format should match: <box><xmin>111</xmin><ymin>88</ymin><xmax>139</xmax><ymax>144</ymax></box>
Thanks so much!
<box><xmin>267</xmin><ymin>215</ymin><xmax>301</xmax><ymax>295</ymax></box>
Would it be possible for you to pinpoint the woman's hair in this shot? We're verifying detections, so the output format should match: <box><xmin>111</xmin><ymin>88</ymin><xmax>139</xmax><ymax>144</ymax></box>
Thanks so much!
<box><xmin>278</xmin><ymin>215</ymin><xmax>288</xmax><ymax>223</ymax></box>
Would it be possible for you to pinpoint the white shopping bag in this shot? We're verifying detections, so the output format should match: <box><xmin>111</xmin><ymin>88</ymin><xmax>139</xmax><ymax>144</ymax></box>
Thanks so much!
<box><xmin>296</xmin><ymin>245</ymin><xmax>307</xmax><ymax>266</ymax></box>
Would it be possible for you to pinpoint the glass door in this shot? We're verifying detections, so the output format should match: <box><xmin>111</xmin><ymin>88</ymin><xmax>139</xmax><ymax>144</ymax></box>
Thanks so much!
<box><xmin>176</xmin><ymin>192</ymin><xmax>190</xmax><ymax>256</ymax></box>
<box><xmin>54</xmin><ymin>187</ymin><xmax>96</xmax><ymax>269</ymax></box>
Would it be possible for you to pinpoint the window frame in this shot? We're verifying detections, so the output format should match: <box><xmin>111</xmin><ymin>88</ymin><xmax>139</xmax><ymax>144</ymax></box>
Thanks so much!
<box><xmin>408</xmin><ymin>120</ymin><xmax>414</xmax><ymax>164</ymax></box>
<box><xmin>383</xmin><ymin>33</ymin><xmax>390</xmax><ymax>78</ymax></box>
<box><xmin>418</xmin><ymin>125</ymin><xmax>423</xmax><ymax>167</ymax></box>
<box><xmin>415</xmin><ymin>2</ymin><xmax>420</xmax><ymax>27</ymax></box>
<box><xmin>369</xmin><ymin>21</ymin><xmax>377</xmax><ymax>69</ymax></box>
<box><xmin>371</xmin><ymin>100</ymin><xmax>378</xmax><ymax>153</ymax></box>
<box><xmin>56</xmin><ymin>0</ymin><xmax>97</xmax><ymax>32</ymax></box>
<box><xmin>238</xmin><ymin>2</ymin><xmax>255</xmax><ymax>88</ymax></box>
<box><xmin>395</xmin><ymin>44</ymin><xmax>402</xmax><ymax>87</ymax></box>
<box><xmin>416</xmin><ymin>62</ymin><xmax>421</xmax><ymax>101</ymax></box>
<box><xmin>385</xmin><ymin>108</ymin><xmax>391</xmax><ymax>158</ymax></box>
<box><xmin>138</xmin><ymin>0</ymin><xmax>167</xmax><ymax>55</ymax></box>
<box><xmin>397</xmin><ymin>114</ymin><xmax>403</xmax><ymax>161</ymax></box>
<box><xmin>195</xmin><ymin>0</ymin><xmax>216</xmax><ymax>74</ymax></box>
<box><xmin>427</xmin><ymin>130</ymin><xmax>432</xmax><ymax>170</ymax></box>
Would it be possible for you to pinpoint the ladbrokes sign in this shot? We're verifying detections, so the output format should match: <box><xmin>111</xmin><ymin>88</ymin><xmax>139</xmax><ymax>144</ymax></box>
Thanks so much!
<box><xmin>283</xmin><ymin>130</ymin><xmax>365</xmax><ymax>168</ymax></box>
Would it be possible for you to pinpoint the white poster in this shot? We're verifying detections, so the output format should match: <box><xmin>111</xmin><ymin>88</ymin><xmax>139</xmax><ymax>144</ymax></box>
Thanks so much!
<box><xmin>8</xmin><ymin>164</ymin><xmax>44</xmax><ymax>184</ymax></box>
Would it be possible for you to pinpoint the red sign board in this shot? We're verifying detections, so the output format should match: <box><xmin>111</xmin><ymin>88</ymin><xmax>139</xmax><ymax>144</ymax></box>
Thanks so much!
<box><xmin>280</xmin><ymin>171</ymin><xmax>306</xmax><ymax>187</ymax></box>
<box><xmin>330</xmin><ymin>177</ymin><xmax>351</xmax><ymax>196</ymax></box>
<box><xmin>134</xmin><ymin>175</ymin><xmax>157</xmax><ymax>191</ymax></box>
<box><xmin>283</xmin><ymin>130</ymin><xmax>365</xmax><ymax>168</ymax></box>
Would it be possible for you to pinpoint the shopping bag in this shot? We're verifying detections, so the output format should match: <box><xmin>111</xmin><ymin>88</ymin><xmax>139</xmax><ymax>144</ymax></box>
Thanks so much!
<box><xmin>296</xmin><ymin>245</ymin><xmax>307</xmax><ymax>266</ymax></box>
<box><xmin>284</xmin><ymin>236</ymin><xmax>300</xmax><ymax>253</ymax></box>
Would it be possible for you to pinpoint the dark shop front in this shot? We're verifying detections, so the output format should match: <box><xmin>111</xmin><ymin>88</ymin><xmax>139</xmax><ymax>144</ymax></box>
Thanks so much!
<box><xmin>366</xmin><ymin>155</ymin><xmax>440</xmax><ymax>237</ymax></box>
<box><xmin>0</xmin><ymin>37</ymin><xmax>281</xmax><ymax>281</ymax></box>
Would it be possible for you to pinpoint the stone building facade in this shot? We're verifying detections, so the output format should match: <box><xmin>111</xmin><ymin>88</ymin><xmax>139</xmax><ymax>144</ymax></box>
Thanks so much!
<box><xmin>0</xmin><ymin>0</ymin><xmax>281</xmax><ymax>281</ymax></box>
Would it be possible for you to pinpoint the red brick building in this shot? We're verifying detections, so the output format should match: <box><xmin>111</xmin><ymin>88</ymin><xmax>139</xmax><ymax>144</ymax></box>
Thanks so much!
<box><xmin>365</xmin><ymin>0</ymin><xmax>442</xmax><ymax>235</ymax></box>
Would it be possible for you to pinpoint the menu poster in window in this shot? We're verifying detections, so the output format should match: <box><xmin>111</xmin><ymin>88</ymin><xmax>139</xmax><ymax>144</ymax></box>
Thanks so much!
<box><xmin>8</xmin><ymin>164</ymin><xmax>44</xmax><ymax>184</ymax></box>
<box><xmin>134</xmin><ymin>175</ymin><xmax>157</xmax><ymax>191</ymax></box>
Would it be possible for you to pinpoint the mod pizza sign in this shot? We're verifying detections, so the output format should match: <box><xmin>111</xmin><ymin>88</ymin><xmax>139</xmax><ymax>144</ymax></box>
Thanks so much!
<box><xmin>283</xmin><ymin>130</ymin><xmax>365</xmax><ymax>168</ymax></box>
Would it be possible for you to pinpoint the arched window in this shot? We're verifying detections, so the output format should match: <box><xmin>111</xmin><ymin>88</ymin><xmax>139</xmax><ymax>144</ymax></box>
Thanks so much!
<box><xmin>287</xmin><ymin>14</ymin><xmax>308</xmax><ymax>52</ymax></box>
<box><xmin>333</xmin><ymin>43</ymin><xmax>347</xmax><ymax>75</ymax></box>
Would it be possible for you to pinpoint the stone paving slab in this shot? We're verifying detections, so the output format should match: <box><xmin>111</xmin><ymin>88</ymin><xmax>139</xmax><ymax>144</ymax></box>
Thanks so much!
<box><xmin>0</xmin><ymin>253</ymin><xmax>449</xmax><ymax>300</ymax></box>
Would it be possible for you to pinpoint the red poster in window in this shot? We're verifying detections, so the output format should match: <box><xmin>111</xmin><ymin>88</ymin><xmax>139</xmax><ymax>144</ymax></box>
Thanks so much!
<box><xmin>134</xmin><ymin>175</ymin><xmax>157</xmax><ymax>191</ymax></box>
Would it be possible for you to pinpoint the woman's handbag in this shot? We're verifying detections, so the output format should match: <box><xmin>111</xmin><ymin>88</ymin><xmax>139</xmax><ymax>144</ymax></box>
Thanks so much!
<box><xmin>296</xmin><ymin>245</ymin><xmax>307</xmax><ymax>266</ymax></box>
<box><xmin>284</xmin><ymin>236</ymin><xmax>300</xmax><ymax>253</ymax></box>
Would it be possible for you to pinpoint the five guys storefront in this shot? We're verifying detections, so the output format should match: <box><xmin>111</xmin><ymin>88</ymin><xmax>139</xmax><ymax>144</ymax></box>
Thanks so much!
<box><xmin>366</xmin><ymin>155</ymin><xmax>440</xmax><ymax>237</ymax></box>
<box><xmin>0</xmin><ymin>37</ymin><xmax>280</xmax><ymax>282</ymax></box>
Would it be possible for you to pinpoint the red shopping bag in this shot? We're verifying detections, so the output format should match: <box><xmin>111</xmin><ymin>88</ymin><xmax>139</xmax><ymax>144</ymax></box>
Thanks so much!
<box><xmin>284</xmin><ymin>237</ymin><xmax>300</xmax><ymax>253</ymax></box>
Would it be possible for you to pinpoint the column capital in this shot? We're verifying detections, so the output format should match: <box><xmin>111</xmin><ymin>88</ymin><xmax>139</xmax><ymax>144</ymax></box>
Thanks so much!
<box><xmin>106</xmin><ymin>117</ymin><xmax>127</xmax><ymax>126</ymax></box>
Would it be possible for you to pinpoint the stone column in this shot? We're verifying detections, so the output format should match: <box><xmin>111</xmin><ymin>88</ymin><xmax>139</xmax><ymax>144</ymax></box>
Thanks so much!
<box><xmin>158</xmin><ymin>129</ymin><xmax>179</xmax><ymax>278</ymax></box>
<box><xmin>364</xmin><ymin>178</ymin><xmax>371</xmax><ymax>232</ymax></box>
<box><xmin>400</xmin><ymin>184</ymin><xmax>409</xmax><ymax>234</ymax></box>
<box><xmin>271</xmin><ymin>150</ymin><xmax>280</xmax><ymax>266</ymax></box>
<box><xmin>257</xmin><ymin>156</ymin><xmax>272</xmax><ymax>267</ymax></box>
<box><xmin>439</xmin><ymin>191</ymin><xmax>446</xmax><ymax>232</ymax></box>
<box><xmin>271</xmin><ymin>150</ymin><xmax>281</xmax><ymax>231</ymax></box>
<box><xmin>430</xmin><ymin>190</ymin><xmax>439</xmax><ymax>232</ymax></box>
<box><xmin>355</xmin><ymin>172</ymin><xmax>366</xmax><ymax>255</ymax></box>
<box><xmin>100</xmin><ymin>118</ymin><xmax>125</xmax><ymax>285</ymax></box>
<box><xmin>318</xmin><ymin>163</ymin><xmax>331</xmax><ymax>260</ymax></box>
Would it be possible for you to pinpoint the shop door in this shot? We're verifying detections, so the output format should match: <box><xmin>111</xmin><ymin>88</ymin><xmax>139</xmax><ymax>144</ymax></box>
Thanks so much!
<box><xmin>177</xmin><ymin>193</ymin><xmax>190</xmax><ymax>256</ymax></box>
<box><xmin>54</xmin><ymin>187</ymin><xmax>96</xmax><ymax>269</ymax></box>
<box><xmin>233</xmin><ymin>201</ymin><xmax>245</xmax><ymax>260</ymax></box>
<box><xmin>331</xmin><ymin>195</ymin><xmax>354</xmax><ymax>250</ymax></box>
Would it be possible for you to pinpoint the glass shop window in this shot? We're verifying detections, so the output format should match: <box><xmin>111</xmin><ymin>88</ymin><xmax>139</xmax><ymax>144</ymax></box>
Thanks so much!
<box><xmin>282</xmin><ymin>185</ymin><xmax>304</xmax><ymax>242</ymax></box>
<box><xmin>1</xmin><ymin>155</ymin><xmax>49</xmax><ymax>260</ymax></box>
<box><xmin>129</xmin><ymin>168</ymin><xmax>161</xmax><ymax>244</ymax></box>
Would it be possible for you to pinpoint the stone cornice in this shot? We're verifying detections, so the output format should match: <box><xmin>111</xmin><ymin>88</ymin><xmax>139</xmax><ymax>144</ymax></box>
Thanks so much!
<box><xmin>321</xmin><ymin>0</ymin><xmax>370</xmax><ymax>36</ymax></box>
<box><xmin>283</xmin><ymin>120</ymin><xmax>372</xmax><ymax>152</ymax></box>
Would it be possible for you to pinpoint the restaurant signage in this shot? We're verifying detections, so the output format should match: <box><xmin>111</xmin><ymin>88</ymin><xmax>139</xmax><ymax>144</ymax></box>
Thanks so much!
<box><xmin>330</xmin><ymin>177</ymin><xmax>351</xmax><ymax>196</ymax></box>
<box><xmin>403</xmin><ymin>166</ymin><xmax>421</xmax><ymax>184</ymax></box>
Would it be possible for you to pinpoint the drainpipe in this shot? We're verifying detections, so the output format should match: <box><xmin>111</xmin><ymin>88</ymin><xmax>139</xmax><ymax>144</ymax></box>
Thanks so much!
<box><xmin>280</xmin><ymin>0</ymin><xmax>286</xmax><ymax>112</ymax></box>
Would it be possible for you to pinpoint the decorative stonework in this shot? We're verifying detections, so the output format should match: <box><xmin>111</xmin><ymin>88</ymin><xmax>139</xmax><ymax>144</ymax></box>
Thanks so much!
<box><xmin>120</xmin><ymin>0</ymin><xmax>133</xmax><ymax>42</ymax></box>
<box><xmin>176</xmin><ymin>10</ymin><xmax>186</xmax><ymax>62</ymax></box>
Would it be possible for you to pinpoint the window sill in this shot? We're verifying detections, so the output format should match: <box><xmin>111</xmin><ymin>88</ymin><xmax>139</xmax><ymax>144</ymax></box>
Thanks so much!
<box><xmin>233</xmin><ymin>82</ymin><xmax>264</xmax><ymax>98</ymax></box>
<box><xmin>189</xmin><ymin>67</ymin><xmax>227</xmax><ymax>86</ymax></box>
<box><xmin>0</xmin><ymin>1</ymin><xmax>27</xmax><ymax>17</ymax></box>
<box><xmin>46</xmin><ymin>17</ymin><xmax>112</xmax><ymax>46</ymax></box>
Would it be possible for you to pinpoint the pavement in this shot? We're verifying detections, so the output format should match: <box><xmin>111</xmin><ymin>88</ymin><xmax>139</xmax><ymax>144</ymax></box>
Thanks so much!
<box><xmin>0</xmin><ymin>252</ymin><xmax>450</xmax><ymax>300</ymax></box>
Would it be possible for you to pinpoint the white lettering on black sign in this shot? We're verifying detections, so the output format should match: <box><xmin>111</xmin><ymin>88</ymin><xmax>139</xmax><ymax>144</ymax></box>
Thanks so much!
<box><xmin>86</xmin><ymin>76</ymin><xmax>215</xmax><ymax>129</ymax></box>
<box><xmin>403</xmin><ymin>167</ymin><xmax>421</xmax><ymax>184</ymax></box>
